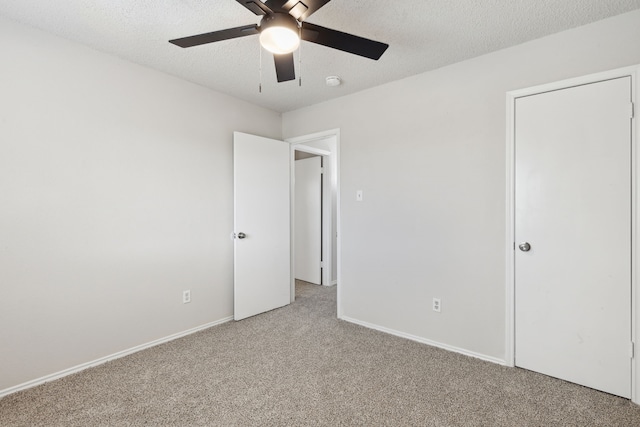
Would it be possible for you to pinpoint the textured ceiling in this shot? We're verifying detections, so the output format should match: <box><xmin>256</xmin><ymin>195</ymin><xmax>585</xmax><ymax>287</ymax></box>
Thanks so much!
<box><xmin>2</xmin><ymin>0</ymin><xmax>640</xmax><ymax>112</ymax></box>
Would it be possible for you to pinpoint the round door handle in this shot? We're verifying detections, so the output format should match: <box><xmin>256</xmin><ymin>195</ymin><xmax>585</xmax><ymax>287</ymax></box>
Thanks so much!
<box><xmin>237</xmin><ymin>232</ymin><xmax>246</xmax><ymax>239</ymax></box>
<box><xmin>518</xmin><ymin>242</ymin><xmax>531</xmax><ymax>252</ymax></box>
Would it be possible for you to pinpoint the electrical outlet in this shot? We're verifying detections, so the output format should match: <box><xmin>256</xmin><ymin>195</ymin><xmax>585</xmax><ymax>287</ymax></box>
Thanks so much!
<box><xmin>433</xmin><ymin>298</ymin><xmax>441</xmax><ymax>313</ymax></box>
<box><xmin>183</xmin><ymin>290</ymin><xmax>191</xmax><ymax>304</ymax></box>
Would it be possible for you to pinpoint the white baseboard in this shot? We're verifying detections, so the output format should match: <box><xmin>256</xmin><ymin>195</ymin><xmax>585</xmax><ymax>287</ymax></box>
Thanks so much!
<box><xmin>0</xmin><ymin>316</ymin><xmax>233</xmax><ymax>398</ymax></box>
<box><xmin>340</xmin><ymin>316</ymin><xmax>507</xmax><ymax>366</ymax></box>
<box><xmin>331</xmin><ymin>280</ymin><xmax>338</xmax><ymax>286</ymax></box>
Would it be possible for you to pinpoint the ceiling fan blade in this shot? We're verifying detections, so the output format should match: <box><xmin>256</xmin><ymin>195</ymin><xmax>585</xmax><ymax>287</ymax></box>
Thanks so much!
<box><xmin>235</xmin><ymin>0</ymin><xmax>274</xmax><ymax>15</ymax></box>
<box><xmin>282</xmin><ymin>0</ymin><xmax>331</xmax><ymax>21</ymax></box>
<box><xmin>169</xmin><ymin>24</ymin><xmax>259</xmax><ymax>48</ymax></box>
<box><xmin>301</xmin><ymin>22</ymin><xmax>388</xmax><ymax>60</ymax></box>
<box><xmin>273</xmin><ymin>53</ymin><xmax>296</xmax><ymax>82</ymax></box>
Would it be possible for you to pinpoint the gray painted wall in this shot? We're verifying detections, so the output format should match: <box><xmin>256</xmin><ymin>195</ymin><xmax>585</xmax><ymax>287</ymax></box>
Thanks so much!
<box><xmin>0</xmin><ymin>16</ymin><xmax>281</xmax><ymax>392</ymax></box>
<box><xmin>283</xmin><ymin>10</ymin><xmax>640</xmax><ymax>361</ymax></box>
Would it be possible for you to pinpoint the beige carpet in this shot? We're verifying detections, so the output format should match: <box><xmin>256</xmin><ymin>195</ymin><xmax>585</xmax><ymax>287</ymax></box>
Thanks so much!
<box><xmin>2</xmin><ymin>281</ymin><xmax>640</xmax><ymax>426</ymax></box>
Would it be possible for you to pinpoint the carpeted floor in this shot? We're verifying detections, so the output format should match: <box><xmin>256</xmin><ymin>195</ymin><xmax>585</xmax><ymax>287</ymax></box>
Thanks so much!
<box><xmin>2</xmin><ymin>281</ymin><xmax>640</xmax><ymax>426</ymax></box>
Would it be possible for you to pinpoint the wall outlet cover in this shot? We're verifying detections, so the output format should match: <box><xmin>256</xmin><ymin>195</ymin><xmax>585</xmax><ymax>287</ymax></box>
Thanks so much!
<box><xmin>433</xmin><ymin>298</ymin><xmax>441</xmax><ymax>312</ymax></box>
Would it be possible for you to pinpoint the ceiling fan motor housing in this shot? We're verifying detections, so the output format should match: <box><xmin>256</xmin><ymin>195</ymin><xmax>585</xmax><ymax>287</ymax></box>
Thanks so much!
<box><xmin>260</xmin><ymin>13</ymin><xmax>299</xmax><ymax>33</ymax></box>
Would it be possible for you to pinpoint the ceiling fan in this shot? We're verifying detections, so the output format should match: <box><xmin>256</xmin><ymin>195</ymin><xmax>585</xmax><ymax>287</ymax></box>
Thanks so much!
<box><xmin>169</xmin><ymin>0</ymin><xmax>389</xmax><ymax>83</ymax></box>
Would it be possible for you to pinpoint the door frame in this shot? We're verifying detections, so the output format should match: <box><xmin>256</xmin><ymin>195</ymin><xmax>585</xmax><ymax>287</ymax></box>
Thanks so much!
<box><xmin>505</xmin><ymin>65</ymin><xmax>639</xmax><ymax>403</ymax></box>
<box><xmin>286</xmin><ymin>129</ymin><xmax>342</xmax><ymax>317</ymax></box>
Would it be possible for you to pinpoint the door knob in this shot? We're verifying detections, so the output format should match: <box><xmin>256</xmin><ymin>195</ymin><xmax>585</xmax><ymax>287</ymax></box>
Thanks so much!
<box><xmin>237</xmin><ymin>232</ymin><xmax>246</xmax><ymax>239</ymax></box>
<box><xmin>518</xmin><ymin>242</ymin><xmax>531</xmax><ymax>252</ymax></box>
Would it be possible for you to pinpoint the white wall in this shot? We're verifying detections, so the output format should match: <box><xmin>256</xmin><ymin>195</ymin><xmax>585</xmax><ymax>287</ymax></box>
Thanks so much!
<box><xmin>0</xmin><ymin>17</ymin><xmax>281</xmax><ymax>392</ymax></box>
<box><xmin>282</xmin><ymin>10</ymin><xmax>640</xmax><ymax>362</ymax></box>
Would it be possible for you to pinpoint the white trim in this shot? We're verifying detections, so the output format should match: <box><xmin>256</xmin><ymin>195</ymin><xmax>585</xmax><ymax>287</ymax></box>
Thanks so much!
<box><xmin>342</xmin><ymin>316</ymin><xmax>506</xmax><ymax>366</ymax></box>
<box><xmin>507</xmin><ymin>65</ymin><xmax>640</xmax><ymax>99</ymax></box>
<box><xmin>286</xmin><ymin>129</ymin><xmax>342</xmax><ymax>317</ymax></box>
<box><xmin>294</xmin><ymin>145</ymin><xmax>331</xmax><ymax>156</ymax></box>
<box><xmin>631</xmin><ymin>68</ymin><xmax>639</xmax><ymax>405</ymax></box>
<box><xmin>505</xmin><ymin>64</ymin><xmax>639</xmax><ymax>404</ymax></box>
<box><xmin>505</xmin><ymin>87</ymin><xmax>516</xmax><ymax>368</ymax></box>
<box><xmin>0</xmin><ymin>317</ymin><xmax>233</xmax><ymax>398</ymax></box>
<box><xmin>286</xmin><ymin>128</ymin><xmax>341</xmax><ymax>145</ymax></box>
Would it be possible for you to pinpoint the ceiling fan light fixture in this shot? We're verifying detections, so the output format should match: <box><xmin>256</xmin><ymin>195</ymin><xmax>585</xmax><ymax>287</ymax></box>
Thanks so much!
<box><xmin>260</xmin><ymin>27</ymin><xmax>300</xmax><ymax>54</ymax></box>
<box><xmin>259</xmin><ymin>14</ymin><xmax>300</xmax><ymax>55</ymax></box>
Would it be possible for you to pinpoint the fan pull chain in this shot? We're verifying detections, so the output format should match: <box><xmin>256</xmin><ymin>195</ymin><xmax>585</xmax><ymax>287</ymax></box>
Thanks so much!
<box><xmin>258</xmin><ymin>44</ymin><xmax>263</xmax><ymax>93</ymax></box>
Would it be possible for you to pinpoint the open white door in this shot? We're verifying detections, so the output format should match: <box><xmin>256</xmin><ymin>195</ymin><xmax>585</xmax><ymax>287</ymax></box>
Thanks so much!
<box><xmin>234</xmin><ymin>132</ymin><xmax>290</xmax><ymax>321</ymax></box>
<box><xmin>295</xmin><ymin>156</ymin><xmax>322</xmax><ymax>284</ymax></box>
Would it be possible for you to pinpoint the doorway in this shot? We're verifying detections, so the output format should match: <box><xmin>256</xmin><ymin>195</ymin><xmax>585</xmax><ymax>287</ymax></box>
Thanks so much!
<box><xmin>287</xmin><ymin>130</ymin><xmax>341</xmax><ymax>315</ymax></box>
<box><xmin>294</xmin><ymin>152</ymin><xmax>322</xmax><ymax>285</ymax></box>
<box><xmin>506</xmin><ymin>66</ymin><xmax>638</xmax><ymax>402</ymax></box>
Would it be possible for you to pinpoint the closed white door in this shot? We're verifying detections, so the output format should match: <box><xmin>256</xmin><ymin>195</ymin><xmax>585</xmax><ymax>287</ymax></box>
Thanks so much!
<box><xmin>514</xmin><ymin>77</ymin><xmax>632</xmax><ymax>398</ymax></box>
<box><xmin>295</xmin><ymin>156</ymin><xmax>322</xmax><ymax>284</ymax></box>
<box><xmin>234</xmin><ymin>132</ymin><xmax>290</xmax><ymax>321</ymax></box>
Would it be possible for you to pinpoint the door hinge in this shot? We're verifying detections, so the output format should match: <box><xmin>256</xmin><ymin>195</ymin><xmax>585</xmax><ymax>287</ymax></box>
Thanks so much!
<box><xmin>630</xmin><ymin>102</ymin><xmax>635</xmax><ymax>119</ymax></box>
<box><xmin>320</xmin><ymin>167</ymin><xmax>324</xmax><ymax>174</ymax></box>
<box><xmin>320</xmin><ymin>261</ymin><xmax>325</xmax><ymax>268</ymax></box>
<box><xmin>631</xmin><ymin>342</ymin><xmax>635</xmax><ymax>359</ymax></box>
